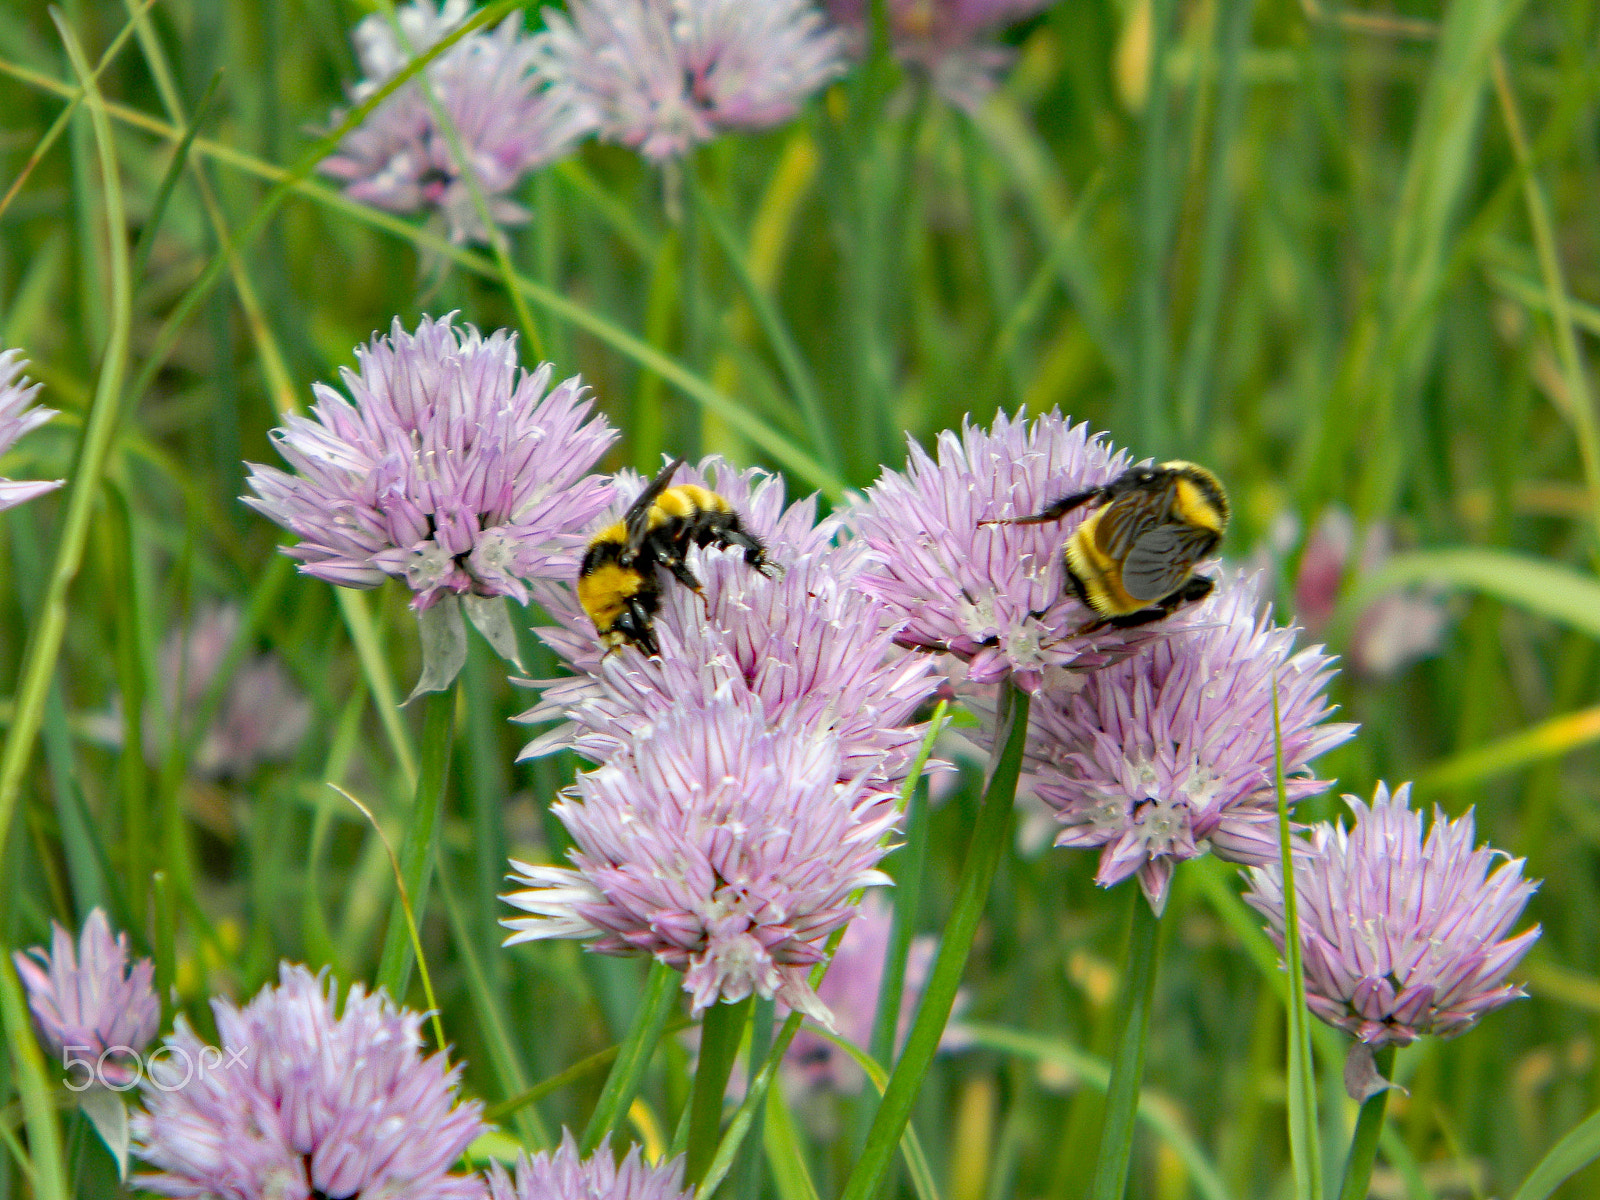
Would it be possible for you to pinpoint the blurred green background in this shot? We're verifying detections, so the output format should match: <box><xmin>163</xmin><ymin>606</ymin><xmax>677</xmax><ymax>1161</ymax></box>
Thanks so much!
<box><xmin>1</xmin><ymin>0</ymin><xmax>1599</xmax><ymax>1196</ymax></box>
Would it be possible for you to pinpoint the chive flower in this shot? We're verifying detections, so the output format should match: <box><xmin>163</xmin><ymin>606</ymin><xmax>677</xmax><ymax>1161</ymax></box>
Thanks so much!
<box><xmin>535</xmin><ymin>0</ymin><xmax>847</xmax><ymax>162</ymax></box>
<box><xmin>12</xmin><ymin>909</ymin><xmax>159</xmax><ymax>1089</ymax></box>
<box><xmin>244</xmin><ymin>314</ymin><xmax>617</xmax><ymax>694</ymax></box>
<box><xmin>486</xmin><ymin>1132</ymin><xmax>690</xmax><ymax>1200</ymax></box>
<box><xmin>321</xmin><ymin>0</ymin><xmax>586</xmax><ymax>245</ymax></box>
<box><xmin>1244</xmin><ymin>782</ymin><xmax>1539</xmax><ymax>1050</ymax></box>
<box><xmin>849</xmin><ymin>410</ymin><xmax>1148</xmax><ymax>693</ymax></box>
<box><xmin>131</xmin><ymin>964</ymin><xmax>488</xmax><ymax>1200</ymax></box>
<box><xmin>0</xmin><ymin>348</ymin><xmax>63</xmax><ymax>511</ymax></box>
<box><xmin>503</xmin><ymin>691</ymin><xmax>900</xmax><ymax>1025</ymax></box>
<box><xmin>1026</xmin><ymin>573</ymin><xmax>1355</xmax><ymax>913</ymax></box>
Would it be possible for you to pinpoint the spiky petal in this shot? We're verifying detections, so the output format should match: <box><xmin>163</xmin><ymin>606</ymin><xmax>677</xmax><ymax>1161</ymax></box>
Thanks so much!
<box><xmin>849</xmin><ymin>410</ymin><xmax>1155</xmax><ymax>694</ymax></box>
<box><xmin>0</xmin><ymin>349</ymin><xmax>62</xmax><ymax>511</ymax></box>
<box><xmin>522</xmin><ymin>457</ymin><xmax>942</xmax><ymax>789</ymax></box>
<box><xmin>1027</xmin><ymin>573</ymin><xmax>1356</xmax><ymax>913</ymax></box>
<box><xmin>1244</xmin><ymin>782</ymin><xmax>1539</xmax><ymax>1049</ymax></box>
<box><xmin>130</xmin><ymin>963</ymin><xmax>488</xmax><ymax>1200</ymax></box>
<box><xmin>486</xmin><ymin>1131</ymin><xmax>690</xmax><ymax>1200</ymax></box>
<box><xmin>535</xmin><ymin>0</ymin><xmax>847</xmax><ymax>161</ymax></box>
<box><xmin>244</xmin><ymin>314</ymin><xmax>617</xmax><ymax>609</ymax></box>
<box><xmin>503</xmin><ymin>691</ymin><xmax>900</xmax><ymax>1026</ymax></box>
<box><xmin>12</xmin><ymin>909</ymin><xmax>159</xmax><ymax>1089</ymax></box>
<box><xmin>321</xmin><ymin>0</ymin><xmax>588</xmax><ymax>245</ymax></box>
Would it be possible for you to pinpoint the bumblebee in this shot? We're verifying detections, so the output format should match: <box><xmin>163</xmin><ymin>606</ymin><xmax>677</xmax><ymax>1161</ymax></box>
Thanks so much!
<box><xmin>986</xmin><ymin>460</ymin><xmax>1229</xmax><ymax>631</ymax></box>
<box><xmin>577</xmin><ymin>457</ymin><xmax>774</xmax><ymax>656</ymax></box>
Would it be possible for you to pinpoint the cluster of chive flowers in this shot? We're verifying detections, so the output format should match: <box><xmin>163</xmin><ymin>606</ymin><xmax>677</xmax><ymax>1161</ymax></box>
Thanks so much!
<box><xmin>322</xmin><ymin>0</ymin><xmax>1055</xmax><ymax>241</ymax></box>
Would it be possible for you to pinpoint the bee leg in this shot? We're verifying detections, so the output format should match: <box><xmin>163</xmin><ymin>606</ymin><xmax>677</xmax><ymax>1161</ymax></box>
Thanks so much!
<box><xmin>723</xmin><ymin>529</ymin><xmax>774</xmax><ymax>575</ymax></box>
<box><xmin>979</xmin><ymin>486</ymin><xmax>1106</xmax><ymax>527</ymax></box>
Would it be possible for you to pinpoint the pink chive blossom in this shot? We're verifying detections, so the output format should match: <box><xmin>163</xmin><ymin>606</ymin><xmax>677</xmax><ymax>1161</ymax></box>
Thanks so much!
<box><xmin>824</xmin><ymin>0</ymin><xmax>1050</xmax><ymax>109</ymax></box>
<box><xmin>321</xmin><ymin>0</ymin><xmax>588</xmax><ymax>245</ymax></box>
<box><xmin>1026</xmin><ymin>572</ymin><xmax>1356</xmax><ymax>914</ymax></box>
<box><xmin>131</xmin><ymin>963</ymin><xmax>488</xmax><ymax>1200</ymax></box>
<box><xmin>520</xmin><ymin>457</ymin><xmax>942</xmax><ymax>790</ymax></box>
<box><xmin>146</xmin><ymin>603</ymin><xmax>311</xmax><ymax>779</ymax></box>
<box><xmin>245</xmin><ymin>314</ymin><xmax>616</xmax><ymax>611</ymax></box>
<box><xmin>534</xmin><ymin>0</ymin><xmax>848</xmax><ymax>162</ymax></box>
<box><xmin>0</xmin><ymin>349</ymin><xmax>63</xmax><ymax>511</ymax></box>
<box><xmin>785</xmin><ymin>892</ymin><xmax>955</xmax><ymax>1093</ymax></box>
<box><xmin>849</xmin><ymin>410</ymin><xmax>1161</xmax><ymax>694</ymax></box>
<box><xmin>12</xmin><ymin>909</ymin><xmax>159</xmax><ymax>1089</ymax></box>
<box><xmin>485</xmin><ymin>1131</ymin><xmax>691</xmax><ymax>1200</ymax></box>
<box><xmin>1292</xmin><ymin>506</ymin><xmax>1450</xmax><ymax>679</ymax></box>
<box><xmin>503</xmin><ymin>691</ymin><xmax>900</xmax><ymax>1026</ymax></box>
<box><xmin>1244</xmin><ymin>782</ymin><xmax>1539</xmax><ymax>1052</ymax></box>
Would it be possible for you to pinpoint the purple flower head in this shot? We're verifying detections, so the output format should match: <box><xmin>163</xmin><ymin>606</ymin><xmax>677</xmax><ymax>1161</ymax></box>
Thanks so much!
<box><xmin>1243</xmin><ymin>783</ymin><xmax>1540</xmax><ymax>1050</ymax></box>
<box><xmin>521</xmin><ymin>457</ymin><xmax>942</xmax><ymax>790</ymax></box>
<box><xmin>784</xmin><ymin>893</ymin><xmax>950</xmax><ymax>1092</ymax></box>
<box><xmin>12</xmin><ymin>909</ymin><xmax>159</xmax><ymax>1088</ymax></box>
<box><xmin>824</xmin><ymin>0</ymin><xmax>1049</xmax><ymax>109</ymax></box>
<box><xmin>1027</xmin><ymin>572</ymin><xmax>1356</xmax><ymax>913</ymax></box>
<box><xmin>535</xmin><ymin>0</ymin><xmax>848</xmax><ymax>162</ymax></box>
<box><xmin>321</xmin><ymin>0</ymin><xmax>588</xmax><ymax>245</ymax></box>
<box><xmin>0</xmin><ymin>349</ymin><xmax>63</xmax><ymax>512</ymax></box>
<box><xmin>849</xmin><ymin>410</ymin><xmax>1163</xmax><ymax>694</ymax></box>
<box><xmin>131</xmin><ymin>963</ymin><xmax>488</xmax><ymax>1200</ymax></box>
<box><xmin>148</xmin><ymin>603</ymin><xmax>311</xmax><ymax>779</ymax></box>
<box><xmin>245</xmin><ymin>314</ymin><xmax>617</xmax><ymax>610</ymax></box>
<box><xmin>503</xmin><ymin>691</ymin><xmax>900</xmax><ymax>1026</ymax></box>
<box><xmin>486</xmin><ymin>1131</ymin><xmax>690</xmax><ymax>1200</ymax></box>
<box><xmin>1291</xmin><ymin>507</ymin><xmax>1449</xmax><ymax>679</ymax></box>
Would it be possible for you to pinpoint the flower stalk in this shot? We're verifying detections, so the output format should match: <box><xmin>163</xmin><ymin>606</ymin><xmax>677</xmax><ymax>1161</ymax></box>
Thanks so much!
<box><xmin>580</xmin><ymin>960</ymin><xmax>680</xmax><ymax>1154</ymax></box>
<box><xmin>684</xmin><ymin>995</ymin><xmax>753</xmax><ymax>1188</ymax></box>
<box><xmin>838</xmin><ymin>683</ymin><xmax>1030</xmax><ymax>1200</ymax></box>
<box><xmin>376</xmin><ymin>684</ymin><xmax>456</xmax><ymax>996</ymax></box>
<box><xmin>1337</xmin><ymin>1044</ymin><xmax>1396</xmax><ymax>1200</ymax></box>
<box><xmin>1087</xmin><ymin>892</ymin><xmax>1167</xmax><ymax>1200</ymax></box>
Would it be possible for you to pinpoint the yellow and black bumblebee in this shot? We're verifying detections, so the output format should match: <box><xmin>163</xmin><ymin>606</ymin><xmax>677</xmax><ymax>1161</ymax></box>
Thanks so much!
<box><xmin>986</xmin><ymin>460</ymin><xmax>1229</xmax><ymax>632</ymax></box>
<box><xmin>577</xmin><ymin>457</ymin><xmax>774</xmax><ymax>656</ymax></box>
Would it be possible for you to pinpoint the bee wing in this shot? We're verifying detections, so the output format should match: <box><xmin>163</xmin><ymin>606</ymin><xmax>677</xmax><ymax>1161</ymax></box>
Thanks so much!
<box><xmin>623</xmin><ymin>456</ymin><xmax>687</xmax><ymax>555</ymax></box>
<box><xmin>1091</xmin><ymin>488</ymin><xmax>1168</xmax><ymax>558</ymax></box>
<box><xmin>1121</xmin><ymin>525</ymin><xmax>1216</xmax><ymax>602</ymax></box>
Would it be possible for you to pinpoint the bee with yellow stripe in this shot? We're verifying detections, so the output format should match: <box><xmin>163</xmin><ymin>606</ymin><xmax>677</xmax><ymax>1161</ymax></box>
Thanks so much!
<box><xmin>578</xmin><ymin>457</ymin><xmax>773</xmax><ymax>656</ymax></box>
<box><xmin>986</xmin><ymin>461</ymin><xmax>1229</xmax><ymax>632</ymax></box>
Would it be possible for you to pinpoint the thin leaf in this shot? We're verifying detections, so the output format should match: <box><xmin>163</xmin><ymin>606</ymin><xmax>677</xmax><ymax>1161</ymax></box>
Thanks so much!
<box><xmin>1511</xmin><ymin>1108</ymin><xmax>1600</xmax><ymax>1200</ymax></box>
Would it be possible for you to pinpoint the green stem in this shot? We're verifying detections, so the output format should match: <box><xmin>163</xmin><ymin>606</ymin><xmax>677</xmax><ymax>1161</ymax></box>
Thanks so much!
<box><xmin>580</xmin><ymin>959</ymin><xmax>679</xmax><ymax>1154</ymax></box>
<box><xmin>375</xmin><ymin>685</ymin><xmax>456</xmax><ymax>997</ymax></box>
<box><xmin>0</xmin><ymin>16</ymin><xmax>134</xmax><ymax>910</ymax></box>
<box><xmin>1087</xmin><ymin>891</ymin><xmax>1167</xmax><ymax>1200</ymax></box>
<box><xmin>1130</xmin><ymin>0</ymin><xmax>1175</xmax><ymax>456</ymax></box>
<box><xmin>733</xmin><ymin>998</ymin><xmax>776</xmax><ymax>1200</ymax></box>
<box><xmin>869</xmin><ymin>776</ymin><xmax>929</xmax><ymax>1068</ymax></box>
<box><xmin>1337</xmin><ymin>1045</ymin><xmax>1397</xmax><ymax>1200</ymax></box>
<box><xmin>838</xmin><ymin>685</ymin><xmax>1030</xmax><ymax>1200</ymax></box>
<box><xmin>685</xmin><ymin>995</ymin><xmax>753</xmax><ymax>1188</ymax></box>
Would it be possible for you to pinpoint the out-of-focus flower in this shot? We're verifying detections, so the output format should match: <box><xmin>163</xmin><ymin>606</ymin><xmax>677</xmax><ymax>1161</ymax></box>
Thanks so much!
<box><xmin>131</xmin><ymin>963</ymin><xmax>487</xmax><ymax>1200</ymax></box>
<box><xmin>321</xmin><ymin>0</ymin><xmax>587</xmax><ymax>245</ymax></box>
<box><xmin>486</xmin><ymin>1131</ymin><xmax>690</xmax><ymax>1200</ymax></box>
<box><xmin>850</xmin><ymin>410</ymin><xmax>1158</xmax><ymax>694</ymax></box>
<box><xmin>824</xmin><ymin>0</ymin><xmax>1049</xmax><ymax>109</ymax></box>
<box><xmin>520</xmin><ymin>457</ymin><xmax>942</xmax><ymax>790</ymax></box>
<box><xmin>145</xmin><ymin>603</ymin><xmax>311</xmax><ymax>779</ymax></box>
<box><xmin>1244</xmin><ymin>782</ymin><xmax>1539</xmax><ymax>1055</ymax></box>
<box><xmin>503</xmin><ymin>691</ymin><xmax>899</xmax><ymax>1026</ymax></box>
<box><xmin>13</xmin><ymin>909</ymin><xmax>159</xmax><ymax>1088</ymax></box>
<box><xmin>1293</xmin><ymin>507</ymin><xmax>1450</xmax><ymax>679</ymax></box>
<box><xmin>535</xmin><ymin>0</ymin><xmax>847</xmax><ymax>162</ymax></box>
<box><xmin>785</xmin><ymin>893</ymin><xmax>951</xmax><ymax>1092</ymax></box>
<box><xmin>1027</xmin><ymin>573</ymin><xmax>1356</xmax><ymax>913</ymax></box>
<box><xmin>245</xmin><ymin>315</ymin><xmax>617</xmax><ymax>694</ymax></box>
<box><xmin>0</xmin><ymin>349</ymin><xmax>63</xmax><ymax>511</ymax></box>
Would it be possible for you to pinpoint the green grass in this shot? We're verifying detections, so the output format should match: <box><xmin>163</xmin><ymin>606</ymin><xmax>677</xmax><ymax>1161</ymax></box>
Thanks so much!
<box><xmin>1</xmin><ymin>0</ymin><xmax>1599</xmax><ymax>1196</ymax></box>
